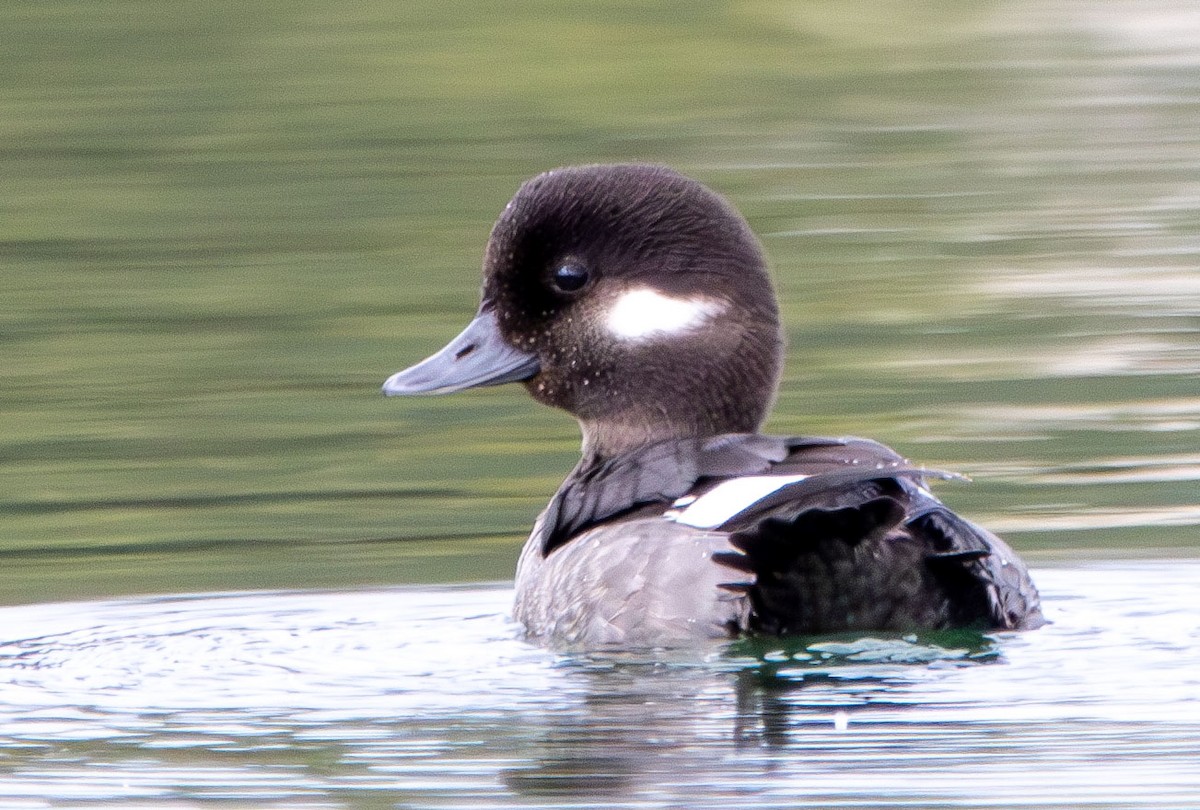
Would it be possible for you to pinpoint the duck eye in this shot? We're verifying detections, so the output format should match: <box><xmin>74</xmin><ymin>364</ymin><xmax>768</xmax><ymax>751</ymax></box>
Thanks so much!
<box><xmin>551</xmin><ymin>262</ymin><xmax>589</xmax><ymax>293</ymax></box>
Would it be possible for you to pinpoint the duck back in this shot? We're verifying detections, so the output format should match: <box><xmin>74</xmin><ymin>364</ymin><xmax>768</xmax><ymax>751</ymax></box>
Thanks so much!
<box><xmin>514</xmin><ymin>435</ymin><xmax>1043</xmax><ymax>647</ymax></box>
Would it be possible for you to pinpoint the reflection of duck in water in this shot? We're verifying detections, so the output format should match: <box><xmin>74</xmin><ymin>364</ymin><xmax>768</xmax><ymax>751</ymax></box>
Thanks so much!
<box><xmin>385</xmin><ymin>164</ymin><xmax>1043</xmax><ymax>648</ymax></box>
<box><xmin>498</xmin><ymin>633</ymin><xmax>1000</xmax><ymax>798</ymax></box>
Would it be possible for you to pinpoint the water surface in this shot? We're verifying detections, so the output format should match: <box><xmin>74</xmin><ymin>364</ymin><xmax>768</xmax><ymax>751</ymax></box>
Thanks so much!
<box><xmin>3</xmin><ymin>0</ymin><xmax>1197</xmax><ymax>593</ymax></box>
<box><xmin>1</xmin><ymin>561</ymin><xmax>1197</xmax><ymax>807</ymax></box>
<box><xmin>2</xmin><ymin>0</ymin><xmax>1199</xmax><ymax>806</ymax></box>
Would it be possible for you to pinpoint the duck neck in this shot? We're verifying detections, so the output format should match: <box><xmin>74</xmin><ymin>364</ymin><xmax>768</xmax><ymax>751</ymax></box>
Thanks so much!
<box><xmin>576</xmin><ymin>318</ymin><xmax>784</xmax><ymax>463</ymax></box>
<box><xmin>580</xmin><ymin>419</ymin><xmax>676</xmax><ymax>464</ymax></box>
<box><xmin>578</xmin><ymin>409</ymin><xmax>761</xmax><ymax>464</ymax></box>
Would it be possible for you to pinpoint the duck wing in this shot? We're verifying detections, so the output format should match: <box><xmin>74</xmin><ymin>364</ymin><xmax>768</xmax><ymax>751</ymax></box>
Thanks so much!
<box><xmin>536</xmin><ymin>434</ymin><xmax>884</xmax><ymax>553</ymax></box>
<box><xmin>701</xmin><ymin>440</ymin><xmax>1043</xmax><ymax>633</ymax></box>
<box><xmin>535</xmin><ymin>434</ymin><xmax>1042</xmax><ymax>633</ymax></box>
<box><xmin>536</xmin><ymin>433</ymin><xmax>803</xmax><ymax>554</ymax></box>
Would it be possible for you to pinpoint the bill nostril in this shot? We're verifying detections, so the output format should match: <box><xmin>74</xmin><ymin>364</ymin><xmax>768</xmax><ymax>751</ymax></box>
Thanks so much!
<box><xmin>454</xmin><ymin>343</ymin><xmax>477</xmax><ymax>360</ymax></box>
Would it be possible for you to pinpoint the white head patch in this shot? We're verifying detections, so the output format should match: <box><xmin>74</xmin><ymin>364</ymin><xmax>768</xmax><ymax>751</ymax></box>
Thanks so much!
<box><xmin>604</xmin><ymin>287</ymin><xmax>724</xmax><ymax>341</ymax></box>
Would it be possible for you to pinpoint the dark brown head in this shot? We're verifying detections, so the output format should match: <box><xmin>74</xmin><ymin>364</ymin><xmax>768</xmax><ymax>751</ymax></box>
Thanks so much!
<box><xmin>385</xmin><ymin>164</ymin><xmax>783</xmax><ymax>459</ymax></box>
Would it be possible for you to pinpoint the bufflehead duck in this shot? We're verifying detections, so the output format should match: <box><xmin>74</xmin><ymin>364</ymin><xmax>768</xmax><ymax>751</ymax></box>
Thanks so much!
<box><xmin>384</xmin><ymin>164</ymin><xmax>1043</xmax><ymax>648</ymax></box>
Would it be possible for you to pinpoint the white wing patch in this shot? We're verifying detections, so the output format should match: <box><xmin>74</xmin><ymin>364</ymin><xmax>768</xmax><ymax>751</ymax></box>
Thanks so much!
<box><xmin>605</xmin><ymin>287</ymin><xmax>724</xmax><ymax>341</ymax></box>
<box><xmin>667</xmin><ymin>475</ymin><xmax>810</xmax><ymax>529</ymax></box>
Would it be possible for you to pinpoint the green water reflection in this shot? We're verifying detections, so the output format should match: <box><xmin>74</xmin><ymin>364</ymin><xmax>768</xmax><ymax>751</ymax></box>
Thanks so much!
<box><xmin>2</xmin><ymin>1</ymin><xmax>1198</xmax><ymax>603</ymax></box>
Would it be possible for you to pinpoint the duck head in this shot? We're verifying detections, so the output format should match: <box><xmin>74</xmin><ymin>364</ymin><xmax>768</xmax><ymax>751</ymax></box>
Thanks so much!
<box><xmin>384</xmin><ymin>164</ymin><xmax>783</xmax><ymax>460</ymax></box>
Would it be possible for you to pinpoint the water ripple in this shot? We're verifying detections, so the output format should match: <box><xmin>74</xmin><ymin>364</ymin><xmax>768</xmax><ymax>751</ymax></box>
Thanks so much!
<box><xmin>0</xmin><ymin>563</ymin><xmax>1197</xmax><ymax>807</ymax></box>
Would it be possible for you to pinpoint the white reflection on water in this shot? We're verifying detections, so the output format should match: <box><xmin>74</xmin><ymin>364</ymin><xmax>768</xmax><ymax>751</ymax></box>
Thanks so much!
<box><xmin>981</xmin><ymin>268</ymin><xmax>1200</xmax><ymax>315</ymax></box>
<box><xmin>1027</xmin><ymin>454</ymin><xmax>1200</xmax><ymax>484</ymax></box>
<box><xmin>986</xmin><ymin>505</ymin><xmax>1200</xmax><ymax>533</ymax></box>
<box><xmin>0</xmin><ymin>562</ymin><xmax>1197</xmax><ymax>808</ymax></box>
<box><xmin>943</xmin><ymin>398</ymin><xmax>1200</xmax><ymax>437</ymax></box>
<box><xmin>879</xmin><ymin>338</ymin><xmax>1200</xmax><ymax>380</ymax></box>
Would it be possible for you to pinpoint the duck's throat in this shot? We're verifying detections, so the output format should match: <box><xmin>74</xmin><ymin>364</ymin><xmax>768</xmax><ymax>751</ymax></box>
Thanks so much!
<box><xmin>578</xmin><ymin>409</ymin><xmax>761</xmax><ymax>462</ymax></box>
